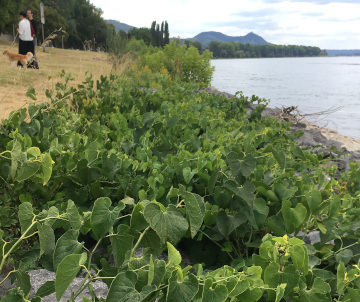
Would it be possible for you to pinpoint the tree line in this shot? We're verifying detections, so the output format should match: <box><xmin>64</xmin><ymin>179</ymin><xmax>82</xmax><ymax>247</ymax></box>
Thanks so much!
<box><xmin>208</xmin><ymin>41</ymin><xmax>328</xmax><ymax>58</ymax></box>
<box><xmin>0</xmin><ymin>0</ymin><xmax>325</xmax><ymax>58</ymax></box>
<box><xmin>0</xmin><ymin>0</ymin><xmax>172</xmax><ymax>51</ymax></box>
<box><xmin>128</xmin><ymin>21</ymin><xmax>170</xmax><ymax>47</ymax></box>
<box><xmin>0</xmin><ymin>0</ymin><xmax>111</xmax><ymax>49</ymax></box>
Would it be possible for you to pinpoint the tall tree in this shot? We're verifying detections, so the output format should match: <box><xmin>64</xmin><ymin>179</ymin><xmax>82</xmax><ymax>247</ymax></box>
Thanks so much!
<box><xmin>160</xmin><ymin>21</ymin><xmax>164</xmax><ymax>47</ymax></box>
<box><xmin>155</xmin><ymin>23</ymin><xmax>160</xmax><ymax>47</ymax></box>
<box><xmin>164</xmin><ymin>21</ymin><xmax>169</xmax><ymax>45</ymax></box>
<box><xmin>150</xmin><ymin>20</ymin><xmax>156</xmax><ymax>46</ymax></box>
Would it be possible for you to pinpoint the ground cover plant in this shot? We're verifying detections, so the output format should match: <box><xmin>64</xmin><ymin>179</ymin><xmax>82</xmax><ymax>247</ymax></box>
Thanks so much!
<box><xmin>0</xmin><ymin>41</ymin><xmax>360</xmax><ymax>301</ymax></box>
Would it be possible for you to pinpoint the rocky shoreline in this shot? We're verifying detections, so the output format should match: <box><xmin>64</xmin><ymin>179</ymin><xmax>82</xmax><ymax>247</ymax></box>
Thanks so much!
<box><xmin>202</xmin><ymin>86</ymin><xmax>360</xmax><ymax>168</ymax></box>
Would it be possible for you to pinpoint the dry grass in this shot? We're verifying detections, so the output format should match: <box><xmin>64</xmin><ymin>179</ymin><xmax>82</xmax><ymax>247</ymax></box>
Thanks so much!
<box><xmin>0</xmin><ymin>39</ymin><xmax>114</xmax><ymax>120</ymax></box>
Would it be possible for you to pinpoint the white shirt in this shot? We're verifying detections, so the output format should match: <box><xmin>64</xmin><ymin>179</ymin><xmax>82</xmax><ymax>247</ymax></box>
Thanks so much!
<box><xmin>19</xmin><ymin>19</ymin><xmax>33</xmax><ymax>41</ymax></box>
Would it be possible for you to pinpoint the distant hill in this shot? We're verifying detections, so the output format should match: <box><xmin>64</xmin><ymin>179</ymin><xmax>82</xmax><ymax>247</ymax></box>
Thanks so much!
<box><xmin>188</xmin><ymin>31</ymin><xmax>271</xmax><ymax>47</ymax></box>
<box><xmin>106</xmin><ymin>20</ymin><xmax>134</xmax><ymax>33</ymax></box>
<box><xmin>326</xmin><ymin>49</ymin><xmax>360</xmax><ymax>56</ymax></box>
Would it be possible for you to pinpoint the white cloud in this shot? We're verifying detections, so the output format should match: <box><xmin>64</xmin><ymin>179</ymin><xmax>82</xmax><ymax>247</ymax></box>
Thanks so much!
<box><xmin>89</xmin><ymin>0</ymin><xmax>360</xmax><ymax>49</ymax></box>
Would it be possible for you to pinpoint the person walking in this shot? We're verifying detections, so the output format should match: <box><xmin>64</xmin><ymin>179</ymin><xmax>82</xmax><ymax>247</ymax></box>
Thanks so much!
<box><xmin>17</xmin><ymin>11</ymin><xmax>34</xmax><ymax>67</ymax></box>
<box><xmin>27</xmin><ymin>10</ymin><xmax>37</xmax><ymax>54</ymax></box>
<box><xmin>27</xmin><ymin>9</ymin><xmax>39</xmax><ymax>68</ymax></box>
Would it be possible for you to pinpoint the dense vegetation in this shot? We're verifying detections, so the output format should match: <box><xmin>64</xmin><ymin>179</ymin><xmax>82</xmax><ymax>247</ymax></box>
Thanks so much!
<box><xmin>208</xmin><ymin>41</ymin><xmax>328</xmax><ymax>58</ymax></box>
<box><xmin>1</xmin><ymin>41</ymin><xmax>360</xmax><ymax>301</ymax></box>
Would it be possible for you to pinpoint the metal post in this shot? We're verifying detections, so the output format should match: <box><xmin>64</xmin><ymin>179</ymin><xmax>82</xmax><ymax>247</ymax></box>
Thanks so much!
<box><xmin>40</xmin><ymin>2</ymin><xmax>45</xmax><ymax>52</ymax></box>
<box><xmin>42</xmin><ymin>23</ymin><xmax>45</xmax><ymax>52</ymax></box>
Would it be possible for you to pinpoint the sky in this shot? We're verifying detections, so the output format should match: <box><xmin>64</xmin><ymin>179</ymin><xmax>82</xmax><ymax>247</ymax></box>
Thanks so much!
<box><xmin>89</xmin><ymin>0</ymin><xmax>360</xmax><ymax>49</ymax></box>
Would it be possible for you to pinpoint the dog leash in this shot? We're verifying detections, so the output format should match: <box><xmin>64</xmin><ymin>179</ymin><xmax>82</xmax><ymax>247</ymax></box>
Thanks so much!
<box><xmin>11</xmin><ymin>32</ymin><xmax>19</xmax><ymax>47</ymax></box>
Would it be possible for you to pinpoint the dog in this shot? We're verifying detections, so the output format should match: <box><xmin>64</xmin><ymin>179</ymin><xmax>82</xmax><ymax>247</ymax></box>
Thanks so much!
<box><xmin>3</xmin><ymin>50</ymin><xmax>34</xmax><ymax>68</ymax></box>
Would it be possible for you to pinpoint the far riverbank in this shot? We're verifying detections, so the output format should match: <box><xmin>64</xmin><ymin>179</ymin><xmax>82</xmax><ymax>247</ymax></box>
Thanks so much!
<box><xmin>211</xmin><ymin>56</ymin><xmax>360</xmax><ymax>139</ymax></box>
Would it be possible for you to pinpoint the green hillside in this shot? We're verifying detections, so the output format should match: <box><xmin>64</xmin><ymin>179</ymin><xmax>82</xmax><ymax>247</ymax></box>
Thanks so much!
<box><xmin>190</xmin><ymin>31</ymin><xmax>271</xmax><ymax>47</ymax></box>
<box><xmin>106</xmin><ymin>19</ymin><xmax>134</xmax><ymax>33</ymax></box>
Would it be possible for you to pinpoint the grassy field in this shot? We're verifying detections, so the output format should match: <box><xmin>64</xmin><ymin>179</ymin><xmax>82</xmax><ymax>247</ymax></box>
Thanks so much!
<box><xmin>0</xmin><ymin>39</ymin><xmax>114</xmax><ymax>120</ymax></box>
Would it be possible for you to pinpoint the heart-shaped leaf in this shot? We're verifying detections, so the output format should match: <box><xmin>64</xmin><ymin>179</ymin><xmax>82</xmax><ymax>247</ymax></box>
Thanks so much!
<box><xmin>216</xmin><ymin>211</ymin><xmax>247</xmax><ymax>238</ymax></box>
<box><xmin>91</xmin><ymin>197</ymin><xmax>124</xmax><ymax>239</ymax></box>
<box><xmin>55</xmin><ymin>253</ymin><xmax>87</xmax><ymax>301</ymax></box>
<box><xmin>144</xmin><ymin>203</ymin><xmax>188</xmax><ymax>244</ymax></box>
<box><xmin>183</xmin><ymin>167</ymin><xmax>196</xmax><ymax>184</ymax></box>
<box><xmin>282</xmin><ymin>200</ymin><xmax>307</xmax><ymax>233</ymax></box>
<box><xmin>106</xmin><ymin>271</ymin><xmax>156</xmax><ymax>302</ymax></box>
<box><xmin>53</xmin><ymin>229</ymin><xmax>83</xmax><ymax>269</ymax></box>
<box><xmin>167</xmin><ymin>273</ymin><xmax>199</xmax><ymax>302</ymax></box>
<box><xmin>201</xmin><ymin>278</ymin><xmax>228</xmax><ymax>302</ymax></box>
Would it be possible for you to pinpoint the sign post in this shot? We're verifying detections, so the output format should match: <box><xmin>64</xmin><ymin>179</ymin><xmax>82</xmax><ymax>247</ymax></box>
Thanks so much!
<box><xmin>40</xmin><ymin>2</ymin><xmax>45</xmax><ymax>52</ymax></box>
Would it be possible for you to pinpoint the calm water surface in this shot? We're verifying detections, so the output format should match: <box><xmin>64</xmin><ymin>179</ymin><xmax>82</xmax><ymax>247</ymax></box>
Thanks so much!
<box><xmin>211</xmin><ymin>57</ymin><xmax>360</xmax><ymax>139</ymax></box>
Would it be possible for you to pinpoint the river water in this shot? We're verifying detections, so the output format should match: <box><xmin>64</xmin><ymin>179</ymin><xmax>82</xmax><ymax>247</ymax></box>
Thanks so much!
<box><xmin>211</xmin><ymin>57</ymin><xmax>360</xmax><ymax>139</ymax></box>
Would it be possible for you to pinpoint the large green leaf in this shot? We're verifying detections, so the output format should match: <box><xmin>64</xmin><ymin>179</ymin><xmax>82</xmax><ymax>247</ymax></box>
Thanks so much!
<box><xmin>167</xmin><ymin>242</ymin><xmax>182</xmax><ymax>267</ymax></box>
<box><xmin>300</xmin><ymin>277</ymin><xmax>331</xmax><ymax>301</ymax></box>
<box><xmin>306</xmin><ymin>189</ymin><xmax>322</xmax><ymax>213</ymax></box>
<box><xmin>11</xmin><ymin>140</ymin><xmax>22</xmax><ymax>178</ymax></box>
<box><xmin>16</xmin><ymin>162</ymin><xmax>40</xmax><ymax>182</ymax></box>
<box><xmin>91</xmin><ymin>197</ymin><xmax>124</xmax><ymax>239</ymax></box>
<box><xmin>224</xmin><ymin>180</ymin><xmax>255</xmax><ymax>209</ymax></box>
<box><xmin>290</xmin><ymin>245</ymin><xmax>309</xmax><ymax>276</ymax></box>
<box><xmin>275</xmin><ymin>284</ymin><xmax>287</xmax><ymax>302</ymax></box>
<box><xmin>337</xmin><ymin>262</ymin><xmax>346</xmax><ymax>294</ymax></box>
<box><xmin>18</xmin><ymin>202</ymin><xmax>35</xmax><ymax>235</ymax></box>
<box><xmin>35</xmin><ymin>281</ymin><xmax>55</xmax><ymax>298</ymax></box>
<box><xmin>37</xmin><ymin>222</ymin><xmax>55</xmax><ymax>257</ymax></box>
<box><xmin>130</xmin><ymin>203</ymin><xmax>149</xmax><ymax>232</ymax></box>
<box><xmin>55</xmin><ymin>253</ymin><xmax>87</xmax><ymax>301</ymax></box>
<box><xmin>282</xmin><ymin>200</ymin><xmax>307</xmax><ymax>233</ymax></box>
<box><xmin>348</xmin><ymin>288</ymin><xmax>360</xmax><ymax>301</ymax></box>
<box><xmin>26</xmin><ymin>147</ymin><xmax>41</xmax><ymax>158</ymax></box>
<box><xmin>228</xmin><ymin>279</ymin><xmax>250</xmax><ymax>297</ymax></box>
<box><xmin>143</xmin><ymin>203</ymin><xmax>188</xmax><ymax>244</ymax></box>
<box><xmin>15</xmin><ymin>270</ymin><xmax>31</xmax><ymax>296</ymax></box>
<box><xmin>111</xmin><ymin>224</ymin><xmax>134</xmax><ymax>267</ymax></box>
<box><xmin>183</xmin><ymin>167</ymin><xmax>196</xmax><ymax>184</ymax></box>
<box><xmin>253</xmin><ymin>198</ymin><xmax>269</xmax><ymax>229</ymax></box>
<box><xmin>1</xmin><ymin>287</ymin><xmax>27</xmax><ymax>302</ymax></box>
<box><xmin>53</xmin><ymin>229</ymin><xmax>83</xmax><ymax>269</ymax></box>
<box><xmin>226</xmin><ymin>152</ymin><xmax>256</xmax><ymax>178</ymax></box>
<box><xmin>264</xmin><ymin>263</ymin><xmax>300</xmax><ymax>297</ymax></box>
<box><xmin>335</xmin><ymin>249</ymin><xmax>353</xmax><ymax>265</ymax></box>
<box><xmin>216</xmin><ymin>211</ymin><xmax>247</xmax><ymax>238</ymax></box>
<box><xmin>184</xmin><ymin>192</ymin><xmax>205</xmax><ymax>238</ymax></box>
<box><xmin>149</xmin><ymin>259</ymin><xmax>166</xmax><ymax>287</ymax></box>
<box><xmin>166</xmin><ymin>273</ymin><xmax>199</xmax><ymax>302</ymax></box>
<box><xmin>272</xmin><ymin>148</ymin><xmax>286</xmax><ymax>170</ymax></box>
<box><xmin>41</xmin><ymin>153</ymin><xmax>53</xmax><ymax>185</ymax></box>
<box><xmin>106</xmin><ymin>271</ymin><xmax>157</xmax><ymax>302</ymax></box>
<box><xmin>66</xmin><ymin>200</ymin><xmax>82</xmax><ymax>230</ymax></box>
<box><xmin>201</xmin><ymin>278</ymin><xmax>228</xmax><ymax>302</ymax></box>
<box><xmin>273</xmin><ymin>183</ymin><xmax>298</xmax><ymax>201</ymax></box>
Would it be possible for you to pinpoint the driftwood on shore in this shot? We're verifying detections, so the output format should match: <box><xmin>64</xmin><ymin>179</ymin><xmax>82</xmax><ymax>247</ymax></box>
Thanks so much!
<box><xmin>198</xmin><ymin>87</ymin><xmax>360</xmax><ymax>167</ymax></box>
